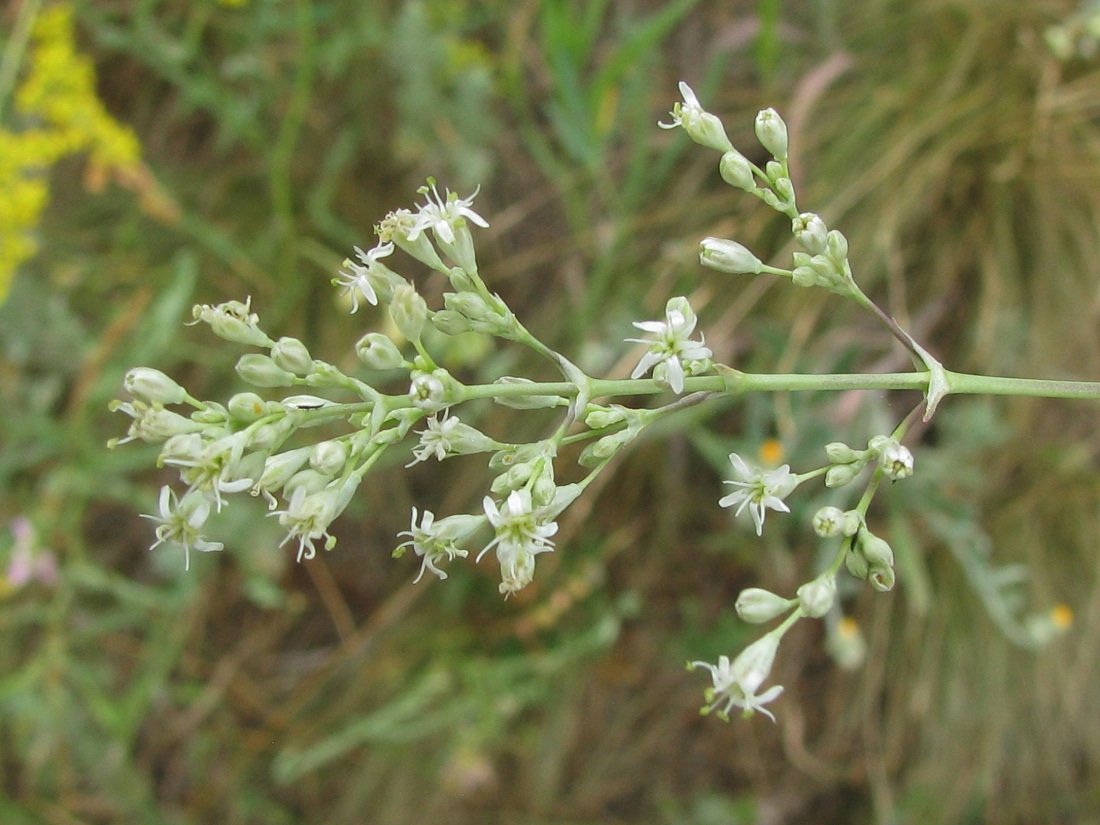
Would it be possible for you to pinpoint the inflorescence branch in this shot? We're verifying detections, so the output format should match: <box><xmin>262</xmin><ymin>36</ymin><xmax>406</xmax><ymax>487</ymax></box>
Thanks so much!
<box><xmin>112</xmin><ymin>82</ymin><xmax>1088</xmax><ymax>723</ymax></box>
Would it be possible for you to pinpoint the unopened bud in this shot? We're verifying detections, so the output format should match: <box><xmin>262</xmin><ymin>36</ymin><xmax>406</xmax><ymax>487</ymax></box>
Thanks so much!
<box><xmin>390</xmin><ymin>284</ymin><xmax>428</xmax><ymax>342</ymax></box>
<box><xmin>826</xmin><ymin>463</ymin><xmax>861</xmax><ymax>488</ymax></box>
<box><xmin>270</xmin><ymin>337</ymin><xmax>314</xmax><ymax>376</ymax></box>
<box><xmin>227</xmin><ymin>392</ymin><xmax>268</xmax><ymax>422</ymax></box>
<box><xmin>236</xmin><ymin>354</ymin><xmax>296</xmax><ymax>388</ymax></box>
<box><xmin>124</xmin><ymin>368</ymin><xmax>187</xmax><ymax>405</ymax></box>
<box><xmin>755</xmin><ymin>108</ymin><xmax>789</xmax><ymax>161</ymax></box>
<box><xmin>356</xmin><ymin>333</ymin><xmax>405</xmax><ymax>370</ymax></box>
<box><xmin>792</xmin><ymin>213</ymin><xmax>828</xmax><ymax>255</ymax></box>
<box><xmin>719</xmin><ymin>150</ymin><xmax>756</xmax><ymax>191</ymax></box>
<box><xmin>735</xmin><ymin>587</ymin><xmax>793</xmax><ymax>624</ymax></box>
<box><xmin>310</xmin><ymin>441</ymin><xmax>348</xmax><ymax>476</ymax></box>
<box><xmin>797</xmin><ymin>574</ymin><xmax>837</xmax><ymax>618</ymax></box>
<box><xmin>699</xmin><ymin>237</ymin><xmax>763</xmax><ymax>275</ymax></box>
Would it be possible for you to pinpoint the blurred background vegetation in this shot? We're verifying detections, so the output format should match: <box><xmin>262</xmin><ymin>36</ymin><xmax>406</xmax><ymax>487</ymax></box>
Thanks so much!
<box><xmin>2</xmin><ymin>0</ymin><xmax>1100</xmax><ymax>822</ymax></box>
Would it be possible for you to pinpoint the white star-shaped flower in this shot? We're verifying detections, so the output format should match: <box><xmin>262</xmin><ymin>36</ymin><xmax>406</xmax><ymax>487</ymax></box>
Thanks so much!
<box><xmin>627</xmin><ymin>296</ymin><xmax>712</xmax><ymax>394</ymax></box>
<box><xmin>718</xmin><ymin>452</ymin><xmax>800</xmax><ymax>535</ymax></box>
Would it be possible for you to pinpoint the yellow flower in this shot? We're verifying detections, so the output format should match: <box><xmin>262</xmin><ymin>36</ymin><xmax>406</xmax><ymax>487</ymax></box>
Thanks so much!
<box><xmin>0</xmin><ymin>3</ymin><xmax>143</xmax><ymax>303</ymax></box>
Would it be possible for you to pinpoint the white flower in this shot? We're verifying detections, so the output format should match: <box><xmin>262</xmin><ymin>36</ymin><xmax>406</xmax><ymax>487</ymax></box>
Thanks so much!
<box><xmin>658</xmin><ymin>81</ymin><xmax>733</xmax><ymax>153</ymax></box>
<box><xmin>480</xmin><ymin>489</ymin><xmax>557</xmax><ymax>559</ymax></box>
<box><xmin>879</xmin><ymin>441</ymin><xmax>914</xmax><ymax>480</ymax></box>
<box><xmin>333</xmin><ymin>243</ymin><xmax>394</xmax><ymax>312</ymax></box>
<box><xmin>142</xmin><ymin>486</ymin><xmax>224</xmax><ymax>570</ymax></box>
<box><xmin>408</xmin><ymin>180</ymin><xmax>489</xmax><ymax>246</ymax></box>
<box><xmin>394</xmin><ymin>508</ymin><xmax>477</xmax><ymax>582</ymax></box>
<box><xmin>689</xmin><ymin>634</ymin><xmax>784</xmax><ymax>722</ymax></box>
<box><xmin>627</xmin><ymin>296</ymin><xmax>712</xmax><ymax>394</ymax></box>
<box><xmin>270</xmin><ymin>479</ymin><xmax>357</xmax><ymax>562</ymax></box>
<box><xmin>406</xmin><ymin>412</ymin><xmax>495</xmax><ymax>466</ymax></box>
<box><xmin>479</xmin><ymin>489</ymin><xmax>557</xmax><ymax>595</ymax></box>
<box><xmin>162</xmin><ymin>432</ymin><xmax>254</xmax><ymax>511</ymax></box>
<box><xmin>718</xmin><ymin>453</ymin><xmax>800</xmax><ymax>535</ymax></box>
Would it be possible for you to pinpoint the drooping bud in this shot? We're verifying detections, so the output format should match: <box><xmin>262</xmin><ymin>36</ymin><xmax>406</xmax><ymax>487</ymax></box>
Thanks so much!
<box><xmin>719</xmin><ymin>150</ymin><xmax>756</xmax><ymax>191</ymax></box>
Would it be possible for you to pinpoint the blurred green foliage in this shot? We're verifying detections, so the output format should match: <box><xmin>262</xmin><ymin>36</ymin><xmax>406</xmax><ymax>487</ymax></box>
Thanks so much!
<box><xmin>2</xmin><ymin>0</ymin><xmax>1100</xmax><ymax>823</ymax></box>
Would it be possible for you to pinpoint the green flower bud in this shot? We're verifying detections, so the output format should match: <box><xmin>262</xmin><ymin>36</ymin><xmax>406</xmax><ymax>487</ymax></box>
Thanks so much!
<box><xmin>845</xmin><ymin>546</ymin><xmax>870</xmax><ymax>580</ymax></box>
<box><xmin>270</xmin><ymin>337</ymin><xmax>314</xmax><ymax>376</ymax></box>
<box><xmin>735</xmin><ymin>587</ymin><xmax>793</xmax><ymax>624</ymax></box>
<box><xmin>826</xmin><ymin>229</ymin><xmax>849</xmax><ymax>262</ymax></box>
<box><xmin>236</xmin><ymin>353</ymin><xmax>296</xmax><ymax>388</ymax></box>
<box><xmin>719</xmin><ymin>150</ymin><xmax>756</xmax><ymax>191</ymax></box>
<box><xmin>227</xmin><ymin>392</ymin><xmax>268</xmax><ymax>422</ymax></box>
<box><xmin>792</xmin><ymin>213</ymin><xmax>828</xmax><ymax>255</ymax></box>
<box><xmin>755</xmin><ymin>108</ymin><xmax>788</xmax><ymax>160</ymax></box>
<box><xmin>825</xmin><ymin>442</ymin><xmax>859</xmax><ymax>463</ymax></box>
<box><xmin>430</xmin><ymin>309</ymin><xmax>473</xmax><ymax>336</ymax></box>
<box><xmin>826</xmin><ymin>463</ymin><xmax>861</xmax><ymax>488</ymax></box>
<box><xmin>124</xmin><ymin>367</ymin><xmax>187</xmax><ymax>405</ymax></box>
<box><xmin>356</xmin><ymin>333</ymin><xmax>405</xmax><ymax>370</ymax></box>
<box><xmin>858</xmin><ymin>531</ymin><xmax>895</xmax><ymax>569</ymax></box>
<box><xmin>699</xmin><ymin>237</ymin><xmax>763</xmax><ymax>275</ymax></box>
<box><xmin>797</xmin><ymin>574</ymin><xmax>837</xmax><ymax>618</ymax></box>
<box><xmin>531</xmin><ymin>474</ymin><xmax>557</xmax><ymax>507</ymax></box>
<box><xmin>390</xmin><ymin>284</ymin><xmax>428</xmax><ymax>342</ymax></box>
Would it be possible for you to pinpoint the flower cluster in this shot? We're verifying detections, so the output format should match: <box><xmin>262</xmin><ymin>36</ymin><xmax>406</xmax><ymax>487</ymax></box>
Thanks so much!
<box><xmin>110</xmin><ymin>80</ymin><xmax>1075</xmax><ymax>734</ymax></box>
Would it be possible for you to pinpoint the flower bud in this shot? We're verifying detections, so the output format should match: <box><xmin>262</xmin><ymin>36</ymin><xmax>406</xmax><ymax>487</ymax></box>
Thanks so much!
<box><xmin>531</xmin><ymin>474</ymin><xmax>557</xmax><ymax>507</ymax></box>
<box><xmin>356</xmin><ymin>333</ymin><xmax>405</xmax><ymax>370</ymax></box>
<box><xmin>825</xmin><ymin>441</ymin><xmax>860</xmax><ymax>464</ymax></box>
<box><xmin>310</xmin><ymin>440</ymin><xmax>348</xmax><ymax>476</ymax></box>
<box><xmin>719</xmin><ymin>150</ymin><xmax>756</xmax><ymax>191</ymax></box>
<box><xmin>699</xmin><ymin>237</ymin><xmax>763</xmax><ymax>275</ymax></box>
<box><xmin>858</xmin><ymin>531</ymin><xmax>895</xmax><ymax>569</ymax></box>
<box><xmin>792</xmin><ymin>265</ymin><xmax>820</xmax><ymax>288</ymax></box>
<box><xmin>812</xmin><ymin>506</ymin><xmax>846</xmax><ymax>537</ymax></box>
<box><xmin>826</xmin><ymin>229</ymin><xmax>849</xmax><ymax>262</ymax></box>
<box><xmin>735</xmin><ymin>587</ymin><xmax>793</xmax><ymax>624</ymax></box>
<box><xmin>270</xmin><ymin>337</ymin><xmax>314</xmax><ymax>376</ymax></box>
<box><xmin>797</xmin><ymin>574</ymin><xmax>837</xmax><ymax>618</ymax></box>
<box><xmin>390</xmin><ymin>284</ymin><xmax>428</xmax><ymax>342</ymax></box>
<box><xmin>755</xmin><ymin>108</ymin><xmax>788</xmax><ymax>160</ymax></box>
<box><xmin>826</xmin><ymin>463</ymin><xmax>861</xmax><ymax>488</ymax></box>
<box><xmin>792</xmin><ymin>213</ymin><xmax>828</xmax><ymax>255</ymax></box>
<box><xmin>236</xmin><ymin>354</ymin><xmax>297</xmax><ymax>387</ymax></box>
<box><xmin>124</xmin><ymin>368</ymin><xmax>187</xmax><ymax>405</ymax></box>
<box><xmin>845</xmin><ymin>547</ymin><xmax>870</xmax><ymax>580</ymax></box>
<box><xmin>227</xmin><ymin>392</ymin><xmax>268</xmax><ymax>422</ymax></box>
<box><xmin>430</xmin><ymin>309</ymin><xmax>472</xmax><ymax>336</ymax></box>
